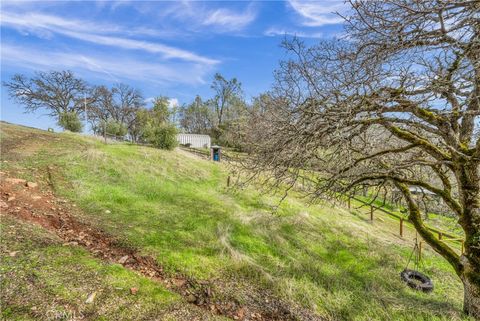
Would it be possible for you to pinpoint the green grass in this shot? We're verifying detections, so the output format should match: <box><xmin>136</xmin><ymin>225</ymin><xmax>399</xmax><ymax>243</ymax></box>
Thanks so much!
<box><xmin>0</xmin><ymin>215</ymin><xmax>225</xmax><ymax>321</ymax></box>
<box><xmin>0</xmin><ymin>122</ymin><xmax>470</xmax><ymax>321</ymax></box>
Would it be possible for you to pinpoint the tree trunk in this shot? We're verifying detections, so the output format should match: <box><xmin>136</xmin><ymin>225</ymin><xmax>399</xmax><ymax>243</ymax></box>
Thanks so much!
<box><xmin>455</xmin><ymin>159</ymin><xmax>480</xmax><ymax>319</ymax></box>
<box><xmin>461</xmin><ymin>260</ymin><xmax>480</xmax><ymax>318</ymax></box>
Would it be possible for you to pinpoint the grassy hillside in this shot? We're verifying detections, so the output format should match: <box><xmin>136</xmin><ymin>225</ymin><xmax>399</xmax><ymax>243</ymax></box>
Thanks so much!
<box><xmin>0</xmin><ymin>122</ymin><xmax>469</xmax><ymax>321</ymax></box>
<box><xmin>1</xmin><ymin>215</ymin><xmax>209</xmax><ymax>321</ymax></box>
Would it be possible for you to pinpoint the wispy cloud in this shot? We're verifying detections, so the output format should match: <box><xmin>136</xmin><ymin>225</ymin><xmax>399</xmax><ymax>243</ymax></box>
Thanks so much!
<box><xmin>156</xmin><ymin>1</ymin><xmax>258</xmax><ymax>33</ymax></box>
<box><xmin>288</xmin><ymin>0</ymin><xmax>346</xmax><ymax>26</ymax></box>
<box><xmin>202</xmin><ymin>6</ymin><xmax>257</xmax><ymax>31</ymax></box>
<box><xmin>1</xmin><ymin>11</ymin><xmax>122</xmax><ymax>35</ymax></box>
<box><xmin>0</xmin><ymin>11</ymin><xmax>218</xmax><ymax>65</ymax></box>
<box><xmin>62</xmin><ymin>31</ymin><xmax>218</xmax><ymax>65</ymax></box>
<box><xmin>1</xmin><ymin>44</ymin><xmax>213</xmax><ymax>85</ymax></box>
<box><xmin>264</xmin><ymin>27</ymin><xmax>324</xmax><ymax>39</ymax></box>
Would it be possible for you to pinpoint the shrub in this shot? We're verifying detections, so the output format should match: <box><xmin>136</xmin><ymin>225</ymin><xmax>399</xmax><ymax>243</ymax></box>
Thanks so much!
<box><xmin>105</xmin><ymin>120</ymin><xmax>128</xmax><ymax>138</ymax></box>
<box><xmin>58</xmin><ymin>112</ymin><xmax>83</xmax><ymax>132</ymax></box>
<box><xmin>148</xmin><ymin>123</ymin><xmax>178</xmax><ymax>150</ymax></box>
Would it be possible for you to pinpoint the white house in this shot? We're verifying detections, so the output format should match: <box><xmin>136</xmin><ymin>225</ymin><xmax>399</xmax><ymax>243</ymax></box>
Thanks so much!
<box><xmin>177</xmin><ymin>133</ymin><xmax>211</xmax><ymax>149</ymax></box>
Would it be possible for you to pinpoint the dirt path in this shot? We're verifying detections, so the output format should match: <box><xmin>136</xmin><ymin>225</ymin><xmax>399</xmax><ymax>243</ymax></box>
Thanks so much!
<box><xmin>0</xmin><ymin>175</ymin><xmax>312</xmax><ymax>321</ymax></box>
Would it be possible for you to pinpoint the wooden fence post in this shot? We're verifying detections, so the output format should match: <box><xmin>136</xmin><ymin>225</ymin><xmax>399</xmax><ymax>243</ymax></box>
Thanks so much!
<box><xmin>227</xmin><ymin>176</ymin><xmax>231</xmax><ymax>187</ymax></box>
<box><xmin>400</xmin><ymin>218</ymin><xmax>404</xmax><ymax>237</ymax></box>
<box><xmin>419</xmin><ymin>241</ymin><xmax>423</xmax><ymax>261</ymax></box>
<box><xmin>370</xmin><ymin>206</ymin><xmax>374</xmax><ymax>221</ymax></box>
<box><xmin>103</xmin><ymin>121</ymin><xmax>107</xmax><ymax>144</ymax></box>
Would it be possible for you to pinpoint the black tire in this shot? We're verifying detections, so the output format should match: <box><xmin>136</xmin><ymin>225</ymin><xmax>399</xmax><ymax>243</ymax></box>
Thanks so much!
<box><xmin>400</xmin><ymin>269</ymin><xmax>434</xmax><ymax>293</ymax></box>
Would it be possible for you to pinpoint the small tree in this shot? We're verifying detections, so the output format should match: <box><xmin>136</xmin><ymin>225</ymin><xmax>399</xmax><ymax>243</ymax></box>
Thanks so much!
<box><xmin>179</xmin><ymin>95</ymin><xmax>214</xmax><ymax>135</ymax></box>
<box><xmin>208</xmin><ymin>73</ymin><xmax>244</xmax><ymax>142</ymax></box>
<box><xmin>135</xmin><ymin>96</ymin><xmax>179</xmax><ymax>149</ymax></box>
<box><xmin>104</xmin><ymin>120</ymin><xmax>127</xmax><ymax>138</ymax></box>
<box><xmin>128</xmin><ymin>108</ymin><xmax>150</xmax><ymax>143</ymax></box>
<box><xmin>58</xmin><ymin>111</ymin><xmax>83</xmax><ymax>132</ymax></box>
<box><xmin>147</xmin><ymin>123</ymin><xmax>178</xmax><ymax>150</ymax></box>
<box><xmin>151</xmin><ymin>96</ymin><xmax>171</xmax><ymax>124</ymax></box>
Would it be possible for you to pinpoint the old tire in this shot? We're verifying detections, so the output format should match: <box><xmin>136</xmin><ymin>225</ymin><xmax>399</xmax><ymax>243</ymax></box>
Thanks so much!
<box><xmin>400</xmin><ymin>269</ymin><xmax>434</xmax><ymax>293</ymax></box>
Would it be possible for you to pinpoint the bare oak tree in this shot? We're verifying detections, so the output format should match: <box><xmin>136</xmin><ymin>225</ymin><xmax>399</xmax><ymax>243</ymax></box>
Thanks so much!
<box><xmin>243</xmin><ymin>0</ymin><xmax>480</xmax><ymax>316</ymax></box>
<box><xmin>3</xmin><ymin>70</ymin><xmax>88</xmax><ymax>118</ymax></box>
<box><xmin>110</xmin><ymin>83</ymin><xmax>144</xmax><ymax>127</ymax></box>
<box><xmin>89</xmin><ymin>83</ymin><xmax>144</xmax><ymax>139</ymax></box>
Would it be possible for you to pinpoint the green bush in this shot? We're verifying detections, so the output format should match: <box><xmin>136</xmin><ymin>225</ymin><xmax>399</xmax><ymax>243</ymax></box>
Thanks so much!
<box><xmin>96</xmin><ymin>120</ymin><xmax>128</xmax><ymax>138</ymax></box>
<box><xmin>105</xmin><ymin>120</ymin><xmax>128</xmax><ymax>138</ymax></box>
<box><xmin>148</xmin><ymin>123</ymin><xmax>178</xmax><ymax>150</ymax></box>
<box><xmin>58</xmin><ymin>112</ymin><xmax>83</xmax><ymax>132</ymax></box>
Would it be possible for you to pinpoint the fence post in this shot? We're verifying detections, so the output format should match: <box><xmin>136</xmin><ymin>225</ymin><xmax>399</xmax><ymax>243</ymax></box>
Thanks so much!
<box><xmin>370</xmin><ymin>206</ymin><xmax>374</xmax><ymax>221</ymax></box>
<box><xmin>347</xmin><ymin>197</ymin><xmax>351</xmax><ymax>210</ymax></box>
<box><xmin>419</xmin><ymin>241</ymin><xmax>423</xmax><ymax>261</ymax></box>
<box><xmin>400</xmin><ymin>218</ymin><xmax>404</xmax><ymax>237</ymax></box>
<box><xmin>103</xmin><ymin>121</ymin><xmax>107</xmax><ymax>144</ymax></box>
<box><xmin>227</xmin><ymin>175</ymin><xmax>231</xmax><ymax>187</ymax></box>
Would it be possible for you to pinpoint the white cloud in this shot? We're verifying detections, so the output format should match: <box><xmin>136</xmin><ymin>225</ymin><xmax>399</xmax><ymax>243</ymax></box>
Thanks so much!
<box><xmin>288</xmin><ymin>0</ymin><xmax>346</xmax><ymax>26</ymax></box>
<box><xmin>61</xmin><ymin>31</ymin><xmax>219</xmax><ymax>65</ymax></box>
<box><xmin>1</xmin><ymin>11</ymin><xmax>121</xmax><ymax>34</ymax></box>
<box><xmin>203</xmin><ymin>6</ymin><xmax>257</xmax><ymax>31</ymax></box>
<box><xmin>1</xmin><ymin>44</ymin><xmax>213</xmax><ymax>85</ymax></box>
<box><xmin>143</xmin><ymin>97</ymin><xmax>179</xmax><ymax>108</ymax></box>
<box><xmin>0</xmin><ymin>11</ymin><xmax>218</xmax><ymax>65</ymax></box>
<box><xmin>157</xmin><ymin>1</ymin><xmax>257</xmax><ymax>32</ymax></box>
<box><xmin>264</xmin><ymin>27</ymin><xmax>324</xmax><ymax>39</ymax></box>
<box><xmin>168</xmin><ymin>98</ymin><xmax>179</xmax><ymax>109</ymax></box>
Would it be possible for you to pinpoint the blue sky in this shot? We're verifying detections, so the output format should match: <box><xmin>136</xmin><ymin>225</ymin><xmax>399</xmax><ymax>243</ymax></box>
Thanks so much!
<box><xmin>1</xmin><ymin>0</ymin><xmax>347</xmax><ymax>130</ymax></box>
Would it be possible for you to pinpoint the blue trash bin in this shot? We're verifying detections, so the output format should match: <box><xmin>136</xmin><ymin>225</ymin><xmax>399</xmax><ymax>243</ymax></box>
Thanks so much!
<box><xmin>211</xmin><ymin>145</ymin><xmax>221</xmax><ymax>162</ymax></box>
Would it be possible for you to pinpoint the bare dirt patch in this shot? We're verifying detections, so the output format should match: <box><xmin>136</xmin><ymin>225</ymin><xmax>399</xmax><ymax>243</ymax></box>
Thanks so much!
<box><xmin>0</xmin><ymin>175</ymin><xmax>320</xmax><ymax>321</ymax></box>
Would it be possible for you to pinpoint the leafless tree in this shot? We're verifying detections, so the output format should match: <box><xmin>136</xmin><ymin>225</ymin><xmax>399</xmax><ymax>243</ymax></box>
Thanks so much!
<box><xmin>88</xmin><ymin>83</ymin><xmax>144</xmax><ymax>139</ymax></box>
<box><xmin>113</xmin><ymin>84</ymin><xmax>145</xmax><ymax>140</ymax></box>
<box><xmin>87</xmin><ymin>85</ymin><xmax>111</xmax><ymax>135</ymax></box>
<box><xmin>3</xmin><ymin>70</ymin><xmax>88</xmax><ymax>118</ymax></box>
<box><xmin>110</xmin><ymin>83</ymin><xmax>144</xmax><ymax>126</ymax></box>
<box><xmin>242</xmin><ymin>0</ymin><xmax>480</xmax><ymax>316</ymax></box>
